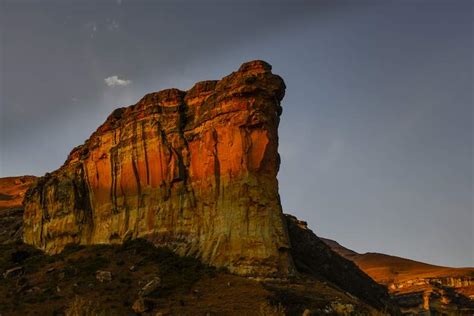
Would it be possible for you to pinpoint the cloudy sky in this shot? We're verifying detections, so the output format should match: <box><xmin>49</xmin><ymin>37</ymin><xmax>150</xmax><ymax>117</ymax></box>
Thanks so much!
<box><xmin>1</xmin><ymin>0</ymin><xmax>472</xmax><ymax>267</ymax></box>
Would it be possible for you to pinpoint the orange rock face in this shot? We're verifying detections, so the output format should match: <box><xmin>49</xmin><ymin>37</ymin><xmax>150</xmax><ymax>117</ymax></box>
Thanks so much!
<box><xmin>0</xmin><ymin>176</ymin><xmax>36</xmax><ymax>211</ymax></box>
<box><xmin>23</xmin><ymin>61</ymin><xmax>294</xmax><ymax>277</ymax></box>
<box><xmin>321</xmin><ymin>237</ymin><xmax>474</xmax><ymax>312</ymax></box>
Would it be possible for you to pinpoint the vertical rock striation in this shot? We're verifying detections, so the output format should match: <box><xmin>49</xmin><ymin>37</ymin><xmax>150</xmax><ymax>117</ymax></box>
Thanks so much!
<box><xmin>23</xmin><ymin>61</ymin><xmax>294</xmax><ymax>277</ymax></box>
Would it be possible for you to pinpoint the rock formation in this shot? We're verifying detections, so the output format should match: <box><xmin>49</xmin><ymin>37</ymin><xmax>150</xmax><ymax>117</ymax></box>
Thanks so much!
<box><xmin>23</xmin><ymin>61</ymin><xmax>293</xmax><ymax>277</ymax></box>
<box><xmin>322</xmin><ymin>237</ymin><xmax>474</xmax><ymax>313</ymax></box>
<box><xmin>285</xmin><ymin>214</ymin><xmax>398</xmax><ymax>313</ymax></box>
<box><xmin>0</xmin><ymin>176</ymin><xmax>36</xmax><ymax>243</ymax></box>
<box><xmin>2</xmin><ymin>174</ymin><xmax>399</xmax><ymax>313</ymax></box>
<box><xmin>6</xmin><ymin>60</ymin><xmax>469</xmax><ymax>313</ymax></box>
<box><xmin>0</xmin><ymin>176</ymin><xmax>36</xmax><ymax>211</ymax></box>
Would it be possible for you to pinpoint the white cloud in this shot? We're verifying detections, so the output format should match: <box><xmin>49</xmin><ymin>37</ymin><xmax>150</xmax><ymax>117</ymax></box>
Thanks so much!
<box><xmin>107</xmin><ymin>20</ymin><xmax>120</xmax><ymax>31</ymax></box>
<box><xmin>85</xmin><ymin>22</ymin><xmax>98</xmax><ymax>38</ymax></box>
<box><xmin>104</xmin><ymin>76</ymin><xmax>132</xmax><ymax>87</ymax></box>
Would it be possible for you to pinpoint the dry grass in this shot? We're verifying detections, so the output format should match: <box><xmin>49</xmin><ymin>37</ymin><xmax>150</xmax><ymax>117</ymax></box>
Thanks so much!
<box><xmin>0</xmin><ymin>240</ymin><xmax>383</xmax><ymax>315</ymax></box>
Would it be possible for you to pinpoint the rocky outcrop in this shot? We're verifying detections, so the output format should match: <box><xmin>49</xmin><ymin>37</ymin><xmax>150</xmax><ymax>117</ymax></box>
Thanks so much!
<box><xmin>285</xmin><ymin>214</ymin><xmax>399</xmax><ymax>313</ymax></box>
<box><xmin>0</xmin><ymin>176</ymin><xmax>36</xmax><ymax>211</ymax></box>
<box><xmin>0</xmin><ymin>237</ymin><xmax>394</xmax><ymax>315</ymax></box>
<box><xmin>389</xmin><ymin>276</ymin><xmax>474</xmax><ymax>291</ymax></box>
<box><xmin>388</xmin><ymin>276</ymin><xmax>474</xmax><ymax>314</ymax></box>
<box><xmin>393</xmin><ymin>287</ymin><xmax>474</xmax><ymax>315</ymax></box>
<box><xmin>23</xmin><ymin>61</ymin><xmax>293</xmax><ymax>277</ymax></box>
<box><xmin>322</xmin><ymin>237</ymin><xmax>474</xmax><ymax>314</ymax></box>
<box><xmin>0</xmin><ymin>176</ymin><xmax>36</xmax><ymax>243</ymax></box>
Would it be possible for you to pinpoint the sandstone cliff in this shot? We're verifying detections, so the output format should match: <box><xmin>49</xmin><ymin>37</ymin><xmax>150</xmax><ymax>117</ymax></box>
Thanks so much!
<box><xmin>0</xmin><ymin>175</ymin><xmax>398</xmax><ymax>314</ymax></box>
<box><xmin>23</xmin><ymin>61</ymin><xmax>293</xmax><ymax>277</ymax></box>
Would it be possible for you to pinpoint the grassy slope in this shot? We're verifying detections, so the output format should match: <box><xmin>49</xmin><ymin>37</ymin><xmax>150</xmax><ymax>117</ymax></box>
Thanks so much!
<box><xmin>321</xmin><ymin>237</ymin><xmax>474</xmax><ymax>308</ymax></box>
<box><xmin>0</xmin><ymin>178</ymin><xmax>391</xmax><ymax>315</ymax></box>
<box><xmin>321</xmin><ymin>237</ymin><xmax>474</xmax><ymax>283</ymax></box>
<box><xmin>0</xmin><ymin>239</ymin><xmax>382</xmax><ymax>316</ymax></box>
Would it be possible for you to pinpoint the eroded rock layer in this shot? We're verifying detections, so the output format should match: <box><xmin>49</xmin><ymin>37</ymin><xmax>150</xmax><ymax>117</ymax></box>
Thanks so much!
<box><xmin>321</xmin><ymin>237</ymin><xmax>474</xmax><ymax>313</ymax></box>
<box><xmin>0</xmin><ymin>176</ymin><xmax>36</xmax><ymax>211</ymax></box>
<box><xmin>23</xmin><ymin>61</ymin><xmax>294</xmax><ymax>277</ymax></box>
<box><xmin>0</xmin><ymin>176</ymin><xmax>36</xmax><ymax>244</ymax></box>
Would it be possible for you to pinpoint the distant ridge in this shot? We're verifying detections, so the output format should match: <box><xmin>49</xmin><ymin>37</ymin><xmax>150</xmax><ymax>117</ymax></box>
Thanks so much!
<box><xmin>322</xmin><ymin>237</ymin><xmax>474</xmax><ymax>313</ymax></box>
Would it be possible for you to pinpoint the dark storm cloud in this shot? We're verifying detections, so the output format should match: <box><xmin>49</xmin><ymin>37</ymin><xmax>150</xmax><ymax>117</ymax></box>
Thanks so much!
<box><xmin>0</xmin><ymin>0</ymin><xmax>472</xmax><ymax>267</ymax></box>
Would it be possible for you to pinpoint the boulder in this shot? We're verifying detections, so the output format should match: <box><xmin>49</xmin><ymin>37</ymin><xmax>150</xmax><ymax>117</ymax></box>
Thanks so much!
<box><xmin>139</xmin><ymin>276</ymin><xmax>161</xmax><ymax>296</ymax></box>
<box><xmin>95</xmin><ymin>270</ymin><xmax>112</xmax><ymax>282</ymax></box>
<box><xmin>3</xmin><ymin>266</ymin><xmax>23</xmax><ymax>279</ymax></box>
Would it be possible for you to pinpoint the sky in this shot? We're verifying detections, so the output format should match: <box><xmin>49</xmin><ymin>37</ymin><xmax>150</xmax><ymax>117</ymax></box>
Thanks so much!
<box><xmin>0</xmin><ymin>0</ymin><xmax>472</xmax><ymax>267</ymax></box>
